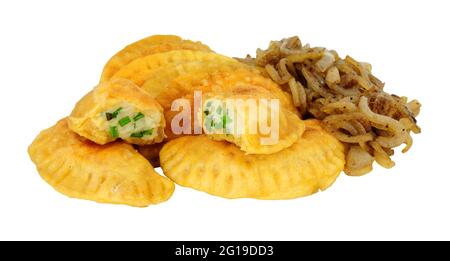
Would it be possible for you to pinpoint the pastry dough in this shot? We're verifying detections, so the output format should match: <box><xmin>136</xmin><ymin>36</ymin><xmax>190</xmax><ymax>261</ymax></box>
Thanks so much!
<box><xmin>100</xmin><ymin>35</ymin><xmax>211</xmax><ymax>82</ymax></box>
<box><xmin>28</xmin><ymin>119</ymin><xmax>175</xmax><ymax>207</ymax></box>
<box><xmin>160</xmin><ymin>120</ymin><xmax>344</xmax><ymax>199</ymax></box>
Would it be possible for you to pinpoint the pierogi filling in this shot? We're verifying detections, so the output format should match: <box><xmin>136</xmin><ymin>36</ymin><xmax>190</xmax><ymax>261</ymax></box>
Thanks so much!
<box><xmin>103</xmin><ymin>105</ymin><xmax>159</xmax><ymax>141</ymax></box>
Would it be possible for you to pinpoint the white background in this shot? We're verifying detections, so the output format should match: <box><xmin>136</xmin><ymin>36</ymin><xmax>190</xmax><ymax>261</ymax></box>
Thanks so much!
<box><xmin>1</xmin><ymin>0</ymin><xmax>449</xmax><ymax>240</ymax></box>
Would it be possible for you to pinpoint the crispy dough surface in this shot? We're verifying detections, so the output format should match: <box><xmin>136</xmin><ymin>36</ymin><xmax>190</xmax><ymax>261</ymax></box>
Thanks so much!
<box><xmin>110</xmin><ymin>50</ymin><xmax>233</xmax><ymax>86</ymax></box>
<box><xmin>100</xmin><ymin>35</ymin><xmax>211</xmax><ymax>82</ymax></box>
<box><xmin>160</xmin><ymin>120</ymin><xmax>344</xmax><ymax>199</ymax></box>
<box><xmin>28</xmin><ymin>119</ymin><xmax>174</xmax><ymax>207</ymax></box>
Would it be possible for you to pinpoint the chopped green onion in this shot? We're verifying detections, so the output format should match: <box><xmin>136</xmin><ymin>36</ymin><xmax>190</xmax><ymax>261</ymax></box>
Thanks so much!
<box><xmin>118</xmin><ymin>116</ymin><xmax>131</xmax><ymax>127</ymax></box>
<box><xmin>206</xmin><ymin>101</ymin><xmax>212</xmax><ymax>108</ymax></box>
<box><xmin>142</xmin><ymin>129</ymin><xmax>153</xmax><ymax>136</ymax></box>
<box><xmin>203</xmin><ymin>110</ymin><xmax>209</xmax><ymax>116</ymax></box>
<box><xmin>130</xmin><ymin>132</ymin><xmax>143</xmax><ymax>138</ymax></box>
<box><xmin>130</xmin><ymin>129</ymin><xmax>153</xmax><ymax>138</ymax></box>
<box><xmin>106</xmin><ymin>107</ymin><xmax>123</xmax><ymax>121</ymax></box>
<box><xmin>133</xmin><ymin>112</ymin><xmax>144</xmax><ymax>121</ymax></box>
<box><xmin>109</xmin><ymin>126</ymin><xmax>119</xmax><ymax>138</ymax></box>
<box><xmin>113</xmin><ymin>107</ymin><xmax>123</xmax><ymax>114</ymax></box>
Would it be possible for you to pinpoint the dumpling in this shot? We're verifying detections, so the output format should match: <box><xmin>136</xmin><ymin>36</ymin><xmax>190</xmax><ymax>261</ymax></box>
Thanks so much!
<box><xmin>100</xmin><ymin>35</ymin><xmax>211</xmax><ymax>82</ymax></box>
<box><xmin>68</xmin><ymin>79</ymin><xmax>165</xmax><ymax>145</ymax></box>
<box><xmin>198</xmin><ymin>86</ymin><xmax>305</xmax><ymax>154</ymax></box>
<box><xmin>28</xmin><ymin>119</ymin><xmax>175</xmax><ymax>207</ymax></box>
<box><xmin>160</xmin><ymin>120</ymin><xmax>345</xmax><ymax>199</ymax></box>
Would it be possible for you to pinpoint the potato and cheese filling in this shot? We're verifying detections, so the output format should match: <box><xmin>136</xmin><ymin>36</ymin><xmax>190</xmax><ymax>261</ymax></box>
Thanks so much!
<box><xmin>103</xmin><ymin>104</ymin><xmax>161</xmax><ymax>142</ymax></box>
<box><xmin>202</xmin><ymin>100</ymin><xmax>234</xmax><ymax>136</ymax></box>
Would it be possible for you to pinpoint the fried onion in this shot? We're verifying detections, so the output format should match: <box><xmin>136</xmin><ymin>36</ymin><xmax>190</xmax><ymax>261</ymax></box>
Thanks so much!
<box><xmin>242</xmin><ymin>36</ymin><xmax>421</xmax><ymax>175</ymax></box>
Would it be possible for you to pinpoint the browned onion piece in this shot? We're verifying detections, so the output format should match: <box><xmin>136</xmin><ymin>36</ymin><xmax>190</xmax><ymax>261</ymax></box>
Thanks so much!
<box><xmin>301</xmin><ymin>68</ymin><xmax>333</xmax><ymax>98</ymax></box>
<box><xmin>407</xmin><ymin>99</ymin><xmax>421</xmax><ymax>117</ymax></box>
<box><xmin>321</xmin><ymin>100</ymin><xmax>358</xmax><ymax>114</ymax></box>
<box><xmin>265</xmin><ymin>64</ymin><xmax>283</xmax><ymax>84</ymax></box>
<box><xmin>402</xmin><ymin>132</ymin><xmax>413</xmax><ymax>153</ymax></box>
<box><xmin>345</xmin><ymin>145</ymin><xmax>374</xmax><ymax>176</ymax></box>
<box><xmin>359</xmin><ymin>97</ymin><xmax>406</xmax><ymax>148</ymax></box>
<box><xmin>287</xmin><ymin>52</ymin><xmax>323</xmax><ymax>63</ymax></box>
<box><xmin>326</xmin><ymin>66</ymin><xmax>340</xmax><ymax>85</ymax></box>
<box><xmin>371</xmin><ymin>141</ymin><xmax>395</xmax><ymax>168</ymax></box>
<box><xmin>280</xmin><ymin>36</ymin><xmax>302</xmax><ymax>56</ymax></box>
<box><xmin>288</xmin><ymin>78</ymin><xmax>301</xmax><ymax>107</ymax></box>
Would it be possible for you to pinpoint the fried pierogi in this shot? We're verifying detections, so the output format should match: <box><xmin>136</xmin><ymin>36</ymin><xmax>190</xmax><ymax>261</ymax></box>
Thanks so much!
<box><xmin>160</xmin><ymin>120</ymin><xmax>345</xmax><ymax>199</ymax></box>
<box><xmin>100</xmin><ymin>35</ymin><xmax>211</xmax><ymax>82</ymax></box>
<box><xmin>199</xmin><ymin>87</ymin><xmax>305</xmax><ymax>154</ymax></box>
<box><xmin>28</xmin><ymin>119</ymin><xmax>175</xmax><ymax>207</ymax></box>
<box><xmin>110</xmin><ymin>50</ymin><xmax>235</xmax><ymax>87</ymax></box>
<box><xmin>68</xmin><ymin>79</ymin><xmax>165</xmax><ymax>145</ymax></box>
